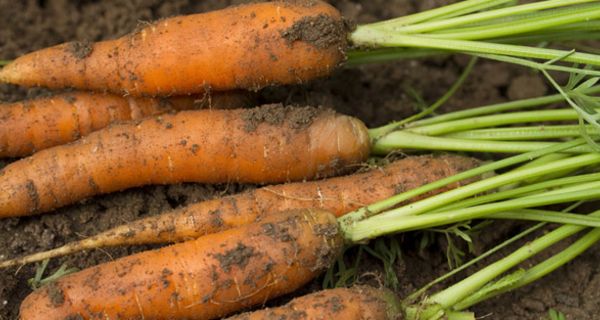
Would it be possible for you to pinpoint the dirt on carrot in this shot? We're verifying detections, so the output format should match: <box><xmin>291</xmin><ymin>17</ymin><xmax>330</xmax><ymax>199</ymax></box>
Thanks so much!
<box><xmin>18</xmin><ymin>209</ymin><xmax>343</xmax><ymax>320</ymax></box>
<box><xmin>225</xmin><ymin>286</ymin><xmax>400</xmax><ymax>320</ymax></box>
<box><xmin>0</xmin><ymin>90</ymin><xmax>254</xmax><ymax>158</ymax></box>
<box><xmin>0</xmin><ymin>1</ymin><xmax>347</xmax><ymax>96</ymax></box>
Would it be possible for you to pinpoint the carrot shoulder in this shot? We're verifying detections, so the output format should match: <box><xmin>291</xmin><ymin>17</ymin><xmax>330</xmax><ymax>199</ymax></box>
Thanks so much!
<box><xmin>0</xmin><ymin>1</ymin><xmax>346</xmax><ymax>95</ymax></box>
<box><xmin>0</xmin><ymin>90</ymin><xmax>252</xmax><ymax>158</ymax></box>
<box><xmin>225</xmin><ymin>286</ymin><xmax>401</xmax><ymax>320</ymax></box>
<box><xmin>0</xmin><ymin>105</ymin><xmax>369</xmax><ymax>218</ymax></box>
<box><xmin>19</xmin><ymin>209</ymin><xmax>343</xmax><ymax>320</ymax></box>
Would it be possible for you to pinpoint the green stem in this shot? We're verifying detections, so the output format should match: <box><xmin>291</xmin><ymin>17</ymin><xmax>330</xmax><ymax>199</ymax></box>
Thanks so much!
<box><xmin>349</xmin><ymin>188</ymin><xmax>600</xmax><ymax>241</ymax></box>
<box><xmin>490</xmin><ymin>209</ymin><xmax>600</xmax><ymax>227</ymax></box>
<box><xmin>367</xmin><ymin>0</ymin><xmax>515</xmax><ymax>28</ymax></box>
<box><xmin>444</xmin><ymin>125</ymin><xmax>600</xmax><ymax>140</ymax></box>
<box><xmin>371</xmin><ymin>131</ymin><xmax>591</xmax><ymax>155</ymax></box>
<box><xmin>339</xmin><ymin>138</ymin><xmax>586</xmax><ymax>229</ymax></box>
<box><xmin>440</xmin><ymin>172</ymin><xmax>600</xmax><ymax>211</ymax></box>
<box><xmin>420</xmin><ymin>4</ymin><xmax>600</xmax><ymax>41</ymax></box>
<box><xmin>350</xmin><ymin>31</ymin><xmax>600</xmax><ymax>67</ymax></box>
<box><xmin>408</xmin><ymin>86</ymin><xmax>600</xmax><ymax>127</ymax></box>
<box><xmin>475</xmin><ymin>53</ymin><xmax>600</xmax><ymax>77</ymax></box>
<box><xmin>374</xmin><ymin>0</ymin><xmax>597</xmax><ymax>33</ymax></box>
<box><xmin>407</xmin><ymin>109</ymin><xmax>580</xmax><ymax>136</ymax></box>
<box><xmin>416</xmin><ymin>210</ymin><xmax>600</xmax><ymax>317</ymax></box>
<box><xmin>455</xmin><ymin>225</ymin><xmax>600</xmax><ymax>310</ymax></box>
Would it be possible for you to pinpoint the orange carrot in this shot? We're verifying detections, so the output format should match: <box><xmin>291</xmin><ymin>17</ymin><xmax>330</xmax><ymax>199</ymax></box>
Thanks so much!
<box><xmin>0</xmin><ymin>1</ymin><xmax>346</xmax><ymax>96</ymax></box>
<box><xmin>0</xmin><ymin>154</ymin><xmax>479</xmax><ymax>268</ymax></box>
<box><xmin>19</xmin><ymin>208</ymin><xmax>343</xmax><ymax>320</ymax></box>
<box><xmin>0</xmin><ymin>90</ymin><xmax>254</xmax><ymax>158</ymax></box>
<box><xmin>0</xmin><ymin>104</ymin><xmax>369</xmax><ymax>218</ymax></box>
<box><xmin>225</xmin><ymin>286</ymin><xmax>401</xmax><ymax>320</ymax></box>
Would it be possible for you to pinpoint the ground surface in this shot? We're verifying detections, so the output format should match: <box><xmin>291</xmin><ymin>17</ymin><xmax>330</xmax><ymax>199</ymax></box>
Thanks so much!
<box><xmin>0</xmin><ymin>0</ymin><xmax>597</xmax><ymax>319</ymax></box>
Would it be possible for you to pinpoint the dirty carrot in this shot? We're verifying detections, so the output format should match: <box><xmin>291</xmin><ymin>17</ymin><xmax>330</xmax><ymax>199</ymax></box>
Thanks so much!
<box><xmin>3</xmin><ymin>1</ymin><xmax>600</xmax><ymax>97</ymax></box>
<box><xmin>0</xmin><ymin>104</ymin><xmax>369</xmax><ymax>218</ymax></box>
<box><xmin>0</xmin><ymin>154</ymin><xmax>479</xmax><ymax>268</ymax></box>
<box><xmin>225</xmin><ymin>286</ymin><xmax>401</xmax><ymax>320</ymax></box>
<box><xmin>0</xmin><ymin>1</ymin><xmax>346</xmax><ymax>96</ymax></box>
<box><xmin>18</xmin><ymin>208</ymin><xmax>343</xmax><ymax>320</ymax></box>
<box><xmin>0</xmin><ymin>90</ymin><xmax>254</xmax><ymax>158</ymax></box>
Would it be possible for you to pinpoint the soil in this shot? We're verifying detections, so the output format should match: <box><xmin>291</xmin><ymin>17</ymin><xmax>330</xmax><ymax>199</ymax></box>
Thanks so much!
<box><xmin>0</xmin><ymin>0</ymin><xmax>596</xmax><ymax>319</ymax></box>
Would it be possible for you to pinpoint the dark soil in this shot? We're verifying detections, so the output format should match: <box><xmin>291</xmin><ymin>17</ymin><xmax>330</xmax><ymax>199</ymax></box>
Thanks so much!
<box><xmin>0</xmin><ymin>0</ymin><xmax>596</xmax><ymax>319</ymax></box>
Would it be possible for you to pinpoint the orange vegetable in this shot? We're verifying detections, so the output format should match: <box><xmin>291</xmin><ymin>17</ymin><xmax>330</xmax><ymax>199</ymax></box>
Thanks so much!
<box><xmin>0</xmin><ymin>105</ymin><xmax>369</xmax><ymax>218</ymax></box>
<box><xmin>225</xmin><ymin>286</ymin><xmax>401</xmax><ymax>320</ymax></box>
<box><xmin>0</xmin><ymin>90</ymin><xmax>254</xmax><ymax>158</ymax></box>
<box><xmin>0</xmin><ymin>154</ymin><xmax>479</xmax><ymax>268</ymax></box>
<box><xmin>0</xmin><ymin>1</ymin><xmax>346</xmax><ymax>96</ymax></box>
<box><xmin>19</xmin><ymin>209</ymin><xmax>343</xmax><ymax>320</ymax></box>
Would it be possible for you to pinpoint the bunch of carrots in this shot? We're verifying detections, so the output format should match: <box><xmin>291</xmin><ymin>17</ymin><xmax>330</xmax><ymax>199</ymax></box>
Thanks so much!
<box><xmin>3</xmin><ymin>0</ymin><xmax>600</xmax><ymax>319</ymax></box>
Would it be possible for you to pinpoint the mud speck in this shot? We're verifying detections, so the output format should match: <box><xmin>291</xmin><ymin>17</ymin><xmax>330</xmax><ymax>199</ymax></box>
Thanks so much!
<box><xmin>66</xmin><ymin>41</ymin><xmax>93</xmax><ymax>59</ymax></box>
<box><xmin>214</xmin><ymin>243</ymin><xmax>256</xmax><ymax>272</ymax></box>
<box><xmin>46</xmin><ymin>282</ymin><xmax>65</xmax><ymax>307</ymax></box>
<box><xmin>242</xmin><ymin>103</ymin><xmax>286</xmax><ymax>131</ymax></box>
<box><xmin>281</xmin><ymin>14</ymin><xmax>347</xmax><ymax>50</ymax></box>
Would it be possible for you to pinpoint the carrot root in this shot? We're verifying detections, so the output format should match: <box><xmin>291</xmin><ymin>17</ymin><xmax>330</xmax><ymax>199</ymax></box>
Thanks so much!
<box><xmin>19</xmin><ymin>209</ymin><xmax>343</xmax><ymax>320</ymax></box>
<box><xmin>225</xmin><ymin>286</ymin><xmax>401</xmax><ymax>320</ymax></box>
<box><xmin>0</xmin><ymin>1</ymin><xmax>346</xmax><ymax>95</ymax></box>
<box><xmin>0</xmin><ymin>154</ymin><xmax>480</xmax><ymax>268</ymax></box>
<box><xmin>0</xmin><ymin>105</ymin><xmax>369</xmax><ymax>218</ymax></box>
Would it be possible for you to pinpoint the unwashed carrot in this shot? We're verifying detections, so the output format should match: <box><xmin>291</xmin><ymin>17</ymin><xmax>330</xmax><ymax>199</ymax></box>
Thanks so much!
<box><xmin>0</xmin><ymin>1</ymin><xmax>346</xmax><ymax>95</ymax></box>
<box><xmin>0</xmin><ymin>90</ymin><xmax>254</xmax><ymax>158</ymax></box>
<box><xmin>0</xmin><ymin>104</ymin><xmax>369</xmax><ymax>218</ymax></box>
<box><xmin>0</xmin><ymin>154</ymin><xmax>479</xmax><ymax>268</ymax></box>
<box><xmin>225</xmin><ymin>286</ymin><xmax>401</xmax><ymax>320</ymax></box>
<box><xmin>19</xmin><ymin>208</ymin><xmax>343</xmax><ymax>320</ymax></box>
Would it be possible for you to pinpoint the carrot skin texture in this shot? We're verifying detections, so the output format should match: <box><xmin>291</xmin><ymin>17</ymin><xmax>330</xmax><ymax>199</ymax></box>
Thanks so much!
<box><xmin>0</xmin><ymin>90</ymin><xmax>252</xmax><ymax>158</ymax></box>
<box><xmin>19</xmin><ymin>209</ymin><xmax>343</xmax><ymax>320</ymax></box>
<box><xmin>0</xmin><ymin>1</ymin><xmax>346</xmax><ymax>95</ymax></box>
<box><xmin>225</xmin><ymin>286</ymin><xmax>401</xmax><ymax>320</ymax></box>
<box><xmin>0</xmin><ymin>154</ymin><xmax>480</xmax><ymax>268</ymax></box>
<box><xmin>99</xmin><ymin>154</ymin><xmax>480</xmax><ymax>244</ymax></box>
<box><xmin>0</xmin><ymin>106</ymin><xmax>369</xmax><ymax>218</ymax></box>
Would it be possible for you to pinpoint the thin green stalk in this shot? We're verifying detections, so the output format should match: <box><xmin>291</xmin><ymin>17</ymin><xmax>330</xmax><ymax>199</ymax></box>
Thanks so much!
<box><xmin>408</xmin><ymin>86</ymin><xmax>600</xmax><ymax>127</ymax></box>
<box><xmin>339</xmin><ymin>138</ymin><xmax>587</xmax><ymax>228</ymax></box>
<box><xmin>439</xmin><ymin>172</ymin><xmax>600</xmax><ymax>212</ymax></box>
<box><xmin>371</xmin><ymin>131</ymin><xmax>591</xmax><ymax>155</ymax></box>
<box><xmin>345</xmin><ymin>48</ymin><xmax>443</xmax><ymax>66</ymax></box>
<box><xmin>410</xmin><ymin>210</ymin><xmax>600</xmax><ymax>318</ymax></box>
<box><xmin>0</xmin><ymin>60</ymin><xmax>10</xmax><ymax>66</ymax></box>
<box><xmin>377</xmin><ymin>153</ymin><xmax>600</xmax><ymax>219</ymax></box>
<box><xmin>455</xmin><ymin>225</ymin><xmax>600</xmax><ymax>310</ymax></box>
<box><xmin>408</xmin><ymin>109</ymin><xmax>581</xmax><ymax>136</ymax></box>
<box><xmin>420</xmin><ymin>5</ymin><xmax>600</xmax><ymax>41</ymax></box>
<box><xmin>369</xmin><ymin>57</ymin><xmax>477</xmax><ymax>140</ymax></box>
<box><xmin>350</xmin><ymin>31</ymin><xmax>600</xmax><ymax>67</ymax></box>
<box><xmin>347</xmin><ymin>186</ymin><xmax>600</xmax><ymax>242</ymax></box>
<box><xmin>445</xmin><ymin>125</ymin><xmax>600</xmax><ymax>140</ymax></box>
<box><xmin>404</xmin><ymin>221</ymin><xmax>544</xmax><ymax>303</ymax></box>
<box><xmin>490</xmin><ymin>209</ymin><xmax>600</xmax><ymax>226</ymax></box>
<box><xmin>474</xmin><ymin>53</ymin><xmax>600</xmax><ymax>77</ymax></box>
<box><xmin>407</xmin><ymin>201</ymin><xmax>584</xmax><ymax>306</ymax></box>
<box><xmin>367</xmin><ymin>0</ymin><xmax>515</xmax><ymax>28</ymax></box>
<box><xmin>376</xmin><ymin>0</ymin><xmax>597</xmax><ymax>33</ymax></box>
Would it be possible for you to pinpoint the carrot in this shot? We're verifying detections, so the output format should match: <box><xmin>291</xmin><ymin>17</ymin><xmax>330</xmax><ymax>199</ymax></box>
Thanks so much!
<box><xmin>0</xmin><ymin>1</ymin><xmax>346</xmax><ymax>96</ymax></box>
<box><xmin>0</xmin><ymin>104</ymin><xmax>369</xmax><ymax>218</ymax></box>
<box><xmin>0</xmin><ymin>90</ymin><xmax>254</xmax><ymax>158</ymax></box>
<box><xmin>18</xmin><ymin>208</ymin><xmax>343</xmax><ymax>320</ymax></box>
<box><xmin>0</xmin><ymin>154</ymin><xmax>479</xmax><ymax>268</ymax></box>
<box><xmin>225</xmin><ymin>286</ymin><xmax>401</xmax><ymax>320</ymax></box>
